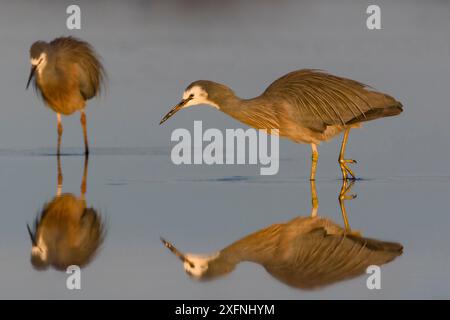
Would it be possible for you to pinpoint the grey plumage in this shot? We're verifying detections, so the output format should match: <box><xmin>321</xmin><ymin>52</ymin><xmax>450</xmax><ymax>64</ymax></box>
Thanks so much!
<box><xmin>29</xmin><ymin>37</ymin><xmax>105</xmax><ymax>114</ymax></box>
<box><xmin>160</xmin><ymin>69</ymin><xmax>403</xmax><ymax>179</ymax></box>
<box><xmin>27</xmin><ymin>156</ymin><xmax>105</xmax><ymax>271</ymax></box>
<box><xmin>27</xmin><ymin>36</ymin><xmax>106</xmax><ymax>155</ymax></box>
<box><xmin>162</xmin><ymin>216</ymin><xmax>403</xmax><ymax>289</ymax></box>
<box><xmin>28</xmin><ymin>194</ymin><xmax>105</xmax><ymax>271</ymax></box>
<box><xmin>261</xmin><ymin>69</ymin><xmax>402</xmax><ymax>132</ymax></box>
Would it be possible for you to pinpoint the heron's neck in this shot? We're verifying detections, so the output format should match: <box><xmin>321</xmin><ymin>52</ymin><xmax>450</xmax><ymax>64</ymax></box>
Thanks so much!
<box><xmin>211</xmin><ymin>92</ymin><xmax>241</xmax><ymax>111</ymax></box>
<box><xmin>215</xmin><ymin>94</ymin><xmax>276</xmax><ymax>131</ymax></box>
<box><xmin>222</xmin><ymin>224</ymin><xmax>282</xmax><ymax>264</ymax></box>
<box><xmin>38</xmin><ymin>57</ymin><xmax>58</xmax><ymax>84</ymax></box>
<box><xmin>214</xmin><ymin>92</ymin><xmax>264</xmax><ymax>117</ymax></box>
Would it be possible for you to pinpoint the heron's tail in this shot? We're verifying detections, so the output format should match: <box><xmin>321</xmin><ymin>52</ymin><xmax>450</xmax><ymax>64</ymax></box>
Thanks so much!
<box><xmin>349</xmin><ymin>234</ymin><xmax>404</xmax><ymax>254</ymax></box>
<box><xmin>347</xmin><ymin>103</ymin><xmax>403</xmax><ymax>125</ymax></box>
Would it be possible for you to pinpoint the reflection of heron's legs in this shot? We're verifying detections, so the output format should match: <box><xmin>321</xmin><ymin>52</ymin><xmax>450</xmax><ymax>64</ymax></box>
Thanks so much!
<box><xmin>80</xmin><ymin>109</ymin><xmax>89</xmax><ymax>156</ymax></box>
<box><xmin>339</xmin><ymin>179</ymin><xmax>357</xmax><ymax>232</ymax></box>
<box><xmin>310</xmin><ymin>143</ymin><xmax>319</xmax><ymax>181</ymax></box>
<box><xmin>310</xmin><ymin>180</ymin><xmax>319</xmax><ymax>217</ymax></box>
<box><xmin>339</xmin><ymin>128</ymin><xmax>356</xmax><ymax>180</ymax></box>
<box><xmin>57</xmin><ymin>154</ymin><xmax>63</xmax><ymax>196</ymax></box>
<box><xmin>81</xmin><ymin>155</ymin><xmax>89</xmax><ymax>200</ymax></box>
<box><xmin>57</xmin><ymin>113</ymin><xmax>63</xmax><ymax>156</ymax></box>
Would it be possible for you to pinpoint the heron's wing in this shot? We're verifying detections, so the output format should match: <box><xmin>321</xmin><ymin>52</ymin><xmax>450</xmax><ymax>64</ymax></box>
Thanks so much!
<box><xmin>50</xmin><ymin>37</ymin><xmax>106</xmax><ymax>100</ymax></box>
<box><xmin>266</xmin><ymin>227</ymin><xmax>403</xmax><ymax>289</ymax></box>
<box><xmin>263</xmin><ymin>69</ymin><xmax>402</xmax><ymax>131</ymax></box>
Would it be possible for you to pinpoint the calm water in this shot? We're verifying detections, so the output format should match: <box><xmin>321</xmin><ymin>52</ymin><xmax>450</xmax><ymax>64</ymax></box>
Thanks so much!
<box><xmin>0</xmin><ymin>0</ymin><xmax>450</xmax><ymax>299</ymax></box>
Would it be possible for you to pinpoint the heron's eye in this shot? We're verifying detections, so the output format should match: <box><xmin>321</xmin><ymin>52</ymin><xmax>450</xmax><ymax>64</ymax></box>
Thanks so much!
<box><xmin>189</xmin><ymin>94</ymin><xmax>194</xmax><ymax>99</ymax></box>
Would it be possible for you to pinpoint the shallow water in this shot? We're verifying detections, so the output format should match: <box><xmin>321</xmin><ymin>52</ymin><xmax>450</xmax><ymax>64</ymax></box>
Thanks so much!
<box><xmin>0</xmin><ymin>149</ymin><xmax>448</xmax><ymax>299</ymax></box>
<box><xmin>0</xmin><ymin>0</ymin><xmax>450</xmax><ymax>299</ymax></box>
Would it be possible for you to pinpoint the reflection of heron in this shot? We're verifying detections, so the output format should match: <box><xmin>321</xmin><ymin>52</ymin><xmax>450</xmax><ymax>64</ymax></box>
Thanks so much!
<box><xmin>27</xmin><ymin>156</ymin><xmax>105</xmax><ymax>271</ymax></box>
<box><xmin>160</xmin><ymin>70</ymin><xmax>403</xmax><ymax>180</ymax></box>
<box><xmin>162</xmin><ymin>181</ymin><xmax>402</xmax><ymax>289</ymax></box>
<box><xmin>26</xmin><ymin>37</ymin><xmax>106</xmax><ymax>155</ymax></box>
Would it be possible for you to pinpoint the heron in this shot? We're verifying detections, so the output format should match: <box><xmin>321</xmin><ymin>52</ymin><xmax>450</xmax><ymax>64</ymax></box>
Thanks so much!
<box><xmin>161</xmin><ymin>181</ymin><xmax>403</xmax><ymax>289</ymax></box>
<box><xmin>27</xmin><ymin>156</ymin><xmax>105</xmax><ymax>271</ymax></box>
<box><xmin>26</xmin><ymin>36</ymin><xmax>106</xmax><ymax>156</ymax></box>
<box><xmin>160</xmin><ymin>69</ymin><xmax>403</xmax><ymax>180</ymax></box>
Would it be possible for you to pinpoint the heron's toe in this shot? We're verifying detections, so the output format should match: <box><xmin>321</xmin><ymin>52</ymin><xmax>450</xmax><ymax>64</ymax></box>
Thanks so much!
<box><xmin>340</xmin><ymin>163</ymin><xmax>356</xmax><ymax>180</ymax></box>
<box><xmin>339</xmin><ymin>158</ymin><xmax>357</xmax><ymax>164</ymax></box>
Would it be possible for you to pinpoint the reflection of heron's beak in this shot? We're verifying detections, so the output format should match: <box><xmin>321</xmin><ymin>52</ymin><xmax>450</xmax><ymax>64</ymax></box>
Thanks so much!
<box><xmin>159</xmin><ymin>97</ymin><xmax>192</xmax><ymax>125</ymax></box>
<box><xmin>27</xmin><ymin>224</ymin><xmax>37</xmax><ymax>246</ymax></box>
<box><xmin>160</xmin><ymin>237</ymin><xmax>194</xmax><ymax>268</ymax></box>
<box><xmin>26</xmin><ymin>65</ymin><xmax>37</xmax><ymax>90</ymax></box>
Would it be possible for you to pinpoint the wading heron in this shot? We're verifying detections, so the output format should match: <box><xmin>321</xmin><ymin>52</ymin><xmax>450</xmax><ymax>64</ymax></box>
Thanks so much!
<box><xmin>160</xmin><ymin>70</ymin><xmax>403</xmax><ymax>180</ymax></box>
<box><xmin>26</xmin><ymin>36</ymin><xmax>106</xmax><ymax>155</ymax></box>
<box><xmin>161</xmin><ymin>181</ymin><xmax>403</xmax><ymax>289</ymax></box>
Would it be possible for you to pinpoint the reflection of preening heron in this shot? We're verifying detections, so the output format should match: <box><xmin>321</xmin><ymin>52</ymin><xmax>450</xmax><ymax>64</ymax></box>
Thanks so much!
<box><xmin>26</xmin><ymin>36</ymin><xmax>106</xmax><ymax>155</ymax></box>
<box><xmin>162</xmin><ymin>181</ymin><xmax>402</xmax><ymax>289</ymax></box>
<box><xmin>160</xmin><ymin>70</ymin><xmax>403</xmax><ymax>180</ymax></box>
<box><xmin>27</xmin><ymin>156</ymin><xmax>105</xmax><ymax>271</ymax></box>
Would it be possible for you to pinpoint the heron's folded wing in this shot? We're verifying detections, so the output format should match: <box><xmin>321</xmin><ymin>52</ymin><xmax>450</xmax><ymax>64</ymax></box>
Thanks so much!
<box><xmin>267</xmin><ymin>228</ymin><xmax>402</xmax><ymax>289</ymax></box>
<box><xmin>51</xmin><ymin>37</ymin><xmax>106</xmax><ymax>100</ymax></box>
<box><xmin>263</xmin><ymin>69</ymin><xmax>401</xmax><ymax>131</ymax></box>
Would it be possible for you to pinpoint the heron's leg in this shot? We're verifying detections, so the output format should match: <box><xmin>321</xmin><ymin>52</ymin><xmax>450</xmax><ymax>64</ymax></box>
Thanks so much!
<box><xmin>57</xmin><ymin>113</ymin><xmax>63</xmax><ymax>156</ymax></box>
<box><xmin>338</xmin><ymin>179</ymin><xmax>360</xmax><ymax>236</ymax></box>
<box><xmin>80</xmin><ymin>155</ymin><xmax>89</xmax><ymax>201</ymax></box>
<box><xmin>57</xmin><ymin>154</ymin><xmax>63</xmax><ymax>196</ymax></box>
<box><xmin>310</xmin><ymin>179</ymin><xmax>319</xmax><ymax>217</ymax></box>
<box><xmin>310</xmin><ymin>143</ymin><xmax>319</xmax><ymax>181</ymax></box>
<box><xmin>338</xmin><ymin>128</ymin><xmax>356</xmax><ymax>180</ymax></box>
<box><xmin>80</xmin><ymin>110</ymin><xmax>89</xmax><ymax>155</ymax></box>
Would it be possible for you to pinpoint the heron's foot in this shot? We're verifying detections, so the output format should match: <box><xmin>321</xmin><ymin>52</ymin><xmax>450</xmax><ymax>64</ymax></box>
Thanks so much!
<box><xmin>338</xmin><ymin>179</ymin><xmax>357</xmax><ymax>234</ymax></box>
<box><xmin>340</xmin><ymin>191</ymin><xmax>357</xmax><ymax>201</ymax></box>
<box><xmin>339</xmin><ymin>158</ymin><xmax>357</xmax><ymax>180</ymax></box>
<box><xmin>339</xmin><ymin>179</ymin><xmax>357</xmax><ymax>201</ymax></box>
<box><xmin>346</xmin><ymin>229</ymin><xmax>362</xmax><ymax>237</ymax></box>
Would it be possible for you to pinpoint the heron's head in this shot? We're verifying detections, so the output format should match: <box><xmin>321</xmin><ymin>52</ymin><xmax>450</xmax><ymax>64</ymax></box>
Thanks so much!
<box><xmin>159</xmin><ymin>80</ymin><xmax>235</xmax><ymax>125</ymax></box>
<box><xmin>27</xmin><ymin>223</ymin><xmax>49</xmax><ymax>271</ymax></box>
<box><xmin>161</xmin><ymin>237</ymin><xmax>228</xmax><ymax>280</ymax></box>
<box><xmin>27</xmin><ymin>41</ymin><xmax>50</xmax><ymax>89</ymax></box>
<box><xmin>161</xmin><ymin>238</ymin><xmax>210</xmax><ymax>278</ymax></box>
<box><xmin>182</xmin><ymin>254</ymin><xmax>212</xmax><ymax>278</ymax></box>
<box><xmin>30</xmin><ymin>245</ymin><xmax>49</xmax><ymax>271</ymax></box>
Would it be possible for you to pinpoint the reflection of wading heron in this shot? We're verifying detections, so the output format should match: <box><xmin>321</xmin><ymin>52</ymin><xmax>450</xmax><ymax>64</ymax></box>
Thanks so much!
<box><xmin>160</xmin><ymin>70</ymin><xmax>403</xmax><ymax>180</ymax></box>
<box><xmin>27</xmin><ymin>156</ymin><xmax>105</xmax><ymax>271</ymax></box>
<box><xmin>26</xmin><ymin>37</ymin><xmax>106</xmax><ymax>155</ymax></box>
<box><xmin>161</xmin><ymin>181</ymin><xmax>402</xmax><ymax>289</ymax></box>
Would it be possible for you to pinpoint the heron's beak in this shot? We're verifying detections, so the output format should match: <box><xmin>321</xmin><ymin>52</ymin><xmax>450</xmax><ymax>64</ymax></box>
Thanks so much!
<box><xmin>160</xmin><ymin>237</ymin><xmax>194</xmax><ymax>268</ymax></box>
<box><xmin>26</xmin><ymin>65</ymin><xmax>37</xmax><ymax>90</ymax></box>
<box><xmin>27</xmin><ymin>224</ymin><xmax>37</xmax><ymax>246</ymax></box>
<box><xmin>159</xmin><ymin>97</ymin><xmax>192</xmax><ymax>125</ymax></box>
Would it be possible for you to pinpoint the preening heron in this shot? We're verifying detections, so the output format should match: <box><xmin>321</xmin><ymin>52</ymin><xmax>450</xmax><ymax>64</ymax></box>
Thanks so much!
<box><xmin>27</xmin><ymin>36</ymin><xmax>106</xmax><ymax>155</ymax></box>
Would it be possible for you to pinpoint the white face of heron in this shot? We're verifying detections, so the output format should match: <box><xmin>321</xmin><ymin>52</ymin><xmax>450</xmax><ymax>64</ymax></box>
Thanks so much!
<box><xmin>182</xmin><ymin>85</ymin><xmax>220</xmax><ymax>110</ymax></box>
<box><xmin>31</xmin><ymin>241</ymin><xmax>48</xmax><ymax>262</ymax></box>
<box><xmin>30</xmin><ymin>52</ymin><xmax>48</xmax><ymax>75</ymax></box>
<box><xmin>183</xmin><ymin>253</ymin><xmax>219</xmax><ymax>278</ymax></box>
